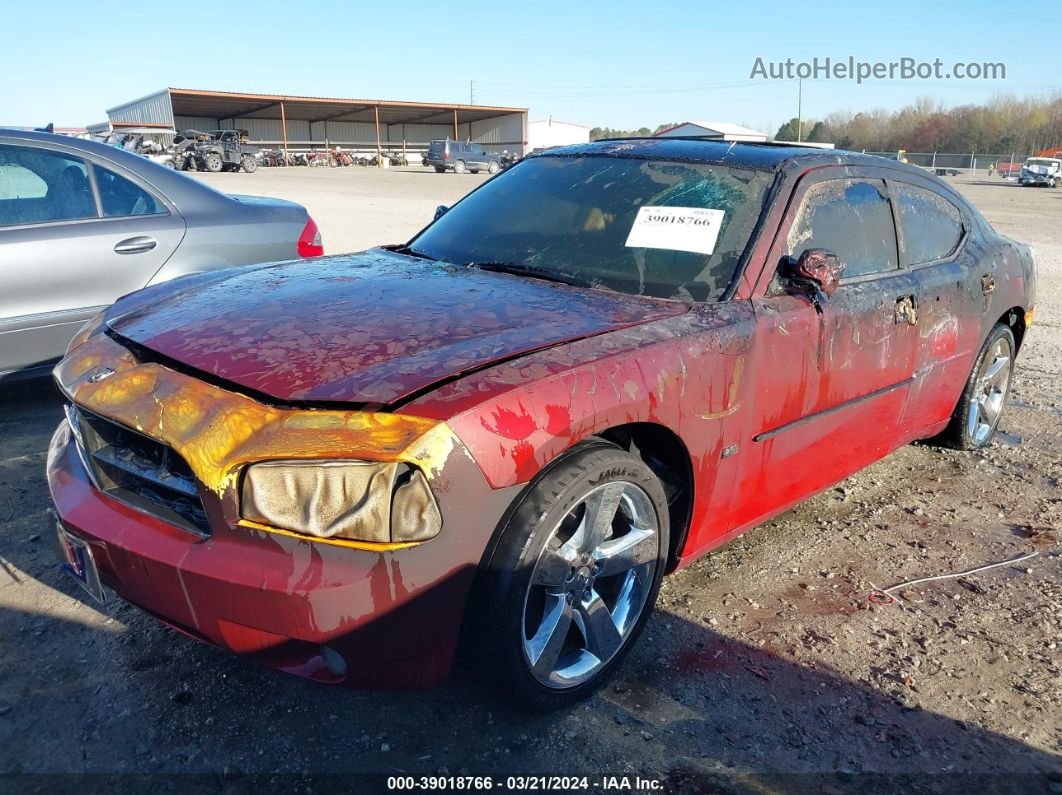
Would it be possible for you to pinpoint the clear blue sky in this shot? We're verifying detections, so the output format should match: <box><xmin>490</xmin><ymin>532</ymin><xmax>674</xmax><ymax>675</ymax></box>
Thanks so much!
<box><xmin>5</xmin><ymin>0</ymin><xmax>1060</xmax><ymax>134</ymax></box>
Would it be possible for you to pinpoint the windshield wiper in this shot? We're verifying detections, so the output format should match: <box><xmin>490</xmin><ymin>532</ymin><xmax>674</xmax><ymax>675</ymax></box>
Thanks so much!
<box><xmin>387</xmin><ymin>244</ymin><xmax>437</xmax><ymax>261</ymax></box>
<box><xmin>468</xmin><ymin>261</ymin><xmax>591</xmax><ymax>288</ymax></box>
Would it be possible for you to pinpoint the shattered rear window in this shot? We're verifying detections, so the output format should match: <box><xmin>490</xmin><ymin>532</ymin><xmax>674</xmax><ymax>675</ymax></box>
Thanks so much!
<box><xmin>409</xmin><ymin>155</ymin><xmax>773</xmax><ymax>302</ymax></box>
<box><xmin>893</xmin><ymin>182</ymin><xmax>964</xmax><ymax>265</ymax></box>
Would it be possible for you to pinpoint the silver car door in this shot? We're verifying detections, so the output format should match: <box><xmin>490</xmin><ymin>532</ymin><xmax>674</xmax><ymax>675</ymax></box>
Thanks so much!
<box><xmin>0</xmin><ymin>142</ymin><xmax>185</xmax><ymax>375</ymax></box>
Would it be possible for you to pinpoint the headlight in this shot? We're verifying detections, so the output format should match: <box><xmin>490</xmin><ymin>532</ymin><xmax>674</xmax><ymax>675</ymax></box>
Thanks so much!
<box><xmin>240</xmin><ymin>460</ymin><xmax>441</xmax><ymax>544</ymax></box>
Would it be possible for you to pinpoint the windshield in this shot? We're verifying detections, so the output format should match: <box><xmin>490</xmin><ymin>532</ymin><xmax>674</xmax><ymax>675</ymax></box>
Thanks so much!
<box><xmin>409</xmin><ymin>155</ymin><xmax>773</xmax><ymax>302</ymax></box>
<box><xmin>1026</xmin><ymin>158</ymin><xmax>1058</xmax><ymax>167</ymax></box>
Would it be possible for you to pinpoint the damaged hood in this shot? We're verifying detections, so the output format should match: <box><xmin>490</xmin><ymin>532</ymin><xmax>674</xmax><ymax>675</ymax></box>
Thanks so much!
<box><xmin>105</xmin><ymin>250</ymin><xmax>687</xmax><ymax>405</ymax></box>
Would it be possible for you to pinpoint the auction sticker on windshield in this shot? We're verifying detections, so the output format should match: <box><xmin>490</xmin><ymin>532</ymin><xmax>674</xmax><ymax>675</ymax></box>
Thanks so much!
<box><xmin>625</xmin><ymin>206</ymin><xmax>725</xmax><ymax>255</ymax></box>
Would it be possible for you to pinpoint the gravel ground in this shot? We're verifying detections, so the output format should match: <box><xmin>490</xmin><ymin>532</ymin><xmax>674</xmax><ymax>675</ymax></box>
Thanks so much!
<box><xmin>194</xmin><ymin>165</ymin><xmax>492</xmax><ymax>254</ymax></box>
<box><xmin>0</xmin><ymin>173</ymin><xmax>1058</xmax><ymax>794</ymax></box>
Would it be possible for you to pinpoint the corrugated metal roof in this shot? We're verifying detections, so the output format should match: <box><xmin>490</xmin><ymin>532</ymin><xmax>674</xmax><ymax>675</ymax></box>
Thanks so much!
<box><xmin>165</xmin><ymin>88</ymin><xmax>525</xmax><ymax>125</ymax></box>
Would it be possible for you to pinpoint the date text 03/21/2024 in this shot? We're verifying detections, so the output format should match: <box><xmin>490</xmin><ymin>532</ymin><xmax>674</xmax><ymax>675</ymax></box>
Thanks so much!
<box><xmin>385</xmin><ymin>775</ymin><xmax>664</xmax><ymax>791</ymax></box>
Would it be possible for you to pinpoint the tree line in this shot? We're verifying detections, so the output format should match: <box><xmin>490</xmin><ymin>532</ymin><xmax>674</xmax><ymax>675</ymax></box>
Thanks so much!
<box><xmin>591</xmin><ymin>94</ymin><xmax>1062</xmax><ymax>155</ymax></box>
<box><xmin>589</xmin><ymin>124</ymin><xmax>680</xmax><ymax>140</ymax></box>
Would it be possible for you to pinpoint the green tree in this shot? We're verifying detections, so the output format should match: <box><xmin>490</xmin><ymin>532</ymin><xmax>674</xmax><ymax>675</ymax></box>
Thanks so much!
<box><xmin>774</xmin><ymin>117</ymin><xmax>801</xmax><ymax>141</ymax></box>
<box><xmin>806</xmin><ymin>121</ymin><xmax>830</xmax><ymax>142</ymax></box>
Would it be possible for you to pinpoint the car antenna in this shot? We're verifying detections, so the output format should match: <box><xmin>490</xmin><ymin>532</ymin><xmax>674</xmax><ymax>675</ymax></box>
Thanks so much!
<box><xmin>35</xmin><ymin>123</ymin><xmax>54</xmax><ymax>134</ymax></box>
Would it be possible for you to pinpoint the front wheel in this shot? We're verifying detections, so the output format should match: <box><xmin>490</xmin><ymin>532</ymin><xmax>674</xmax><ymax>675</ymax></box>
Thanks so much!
<box><xmin>475</xmin><ymin>443</ymin><xmax>669</xmax><ymax>710</ymax></box>
<box><xmin>241</xmin><ymin>155</ymin><xmax>258</xmax><ymax>173</ymax></box>
<box><xmin>937</xmin><ymin>323</ymin><xmax>1016</xmax><ymax>450</ymax></box>
<box><xmin>203</xmin><ymin>153</ymin><xmax>223</xmax><ymax>173</ymax></box>
<box><xmin>487</xmin><ymin>160</ymin><xmax>500</xmax><ymax>174</ymax></box>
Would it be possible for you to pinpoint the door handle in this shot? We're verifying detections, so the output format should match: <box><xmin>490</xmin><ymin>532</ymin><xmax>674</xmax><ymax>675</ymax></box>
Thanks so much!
<box><xmin>894</xmin><ymin>295</ymin><xmax>918</xmax><ymax>325</ymax></box>
<box><xmin>114</xmin><ymin>236</ymin><xmax>157</xmax><ymax>255</ymax></box>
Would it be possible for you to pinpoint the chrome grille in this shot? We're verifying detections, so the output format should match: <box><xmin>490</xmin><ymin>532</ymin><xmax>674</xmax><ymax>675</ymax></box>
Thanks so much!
<box><xmin>65</xmin><ymin>404</ymin><xmax>210</xmax><ymax>537</ymax></box>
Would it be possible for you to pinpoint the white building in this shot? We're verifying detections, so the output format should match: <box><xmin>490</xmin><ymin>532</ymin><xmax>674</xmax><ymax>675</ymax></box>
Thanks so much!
<box><xmin>654</xmin><ymin>122</ymin><xmax>770</xmax><ymax>143</ymax></box>
<box><xmin>526</xmin><ymin>119</ymin><xmax>590</xmax><ymax>154</ymax></box>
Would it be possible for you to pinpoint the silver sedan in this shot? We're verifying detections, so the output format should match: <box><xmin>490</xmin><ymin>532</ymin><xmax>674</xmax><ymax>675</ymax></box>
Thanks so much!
<box><xmin>0</xmin><ymin>129</ymin><xmax>322</xmax><ymax>379</ymax></box>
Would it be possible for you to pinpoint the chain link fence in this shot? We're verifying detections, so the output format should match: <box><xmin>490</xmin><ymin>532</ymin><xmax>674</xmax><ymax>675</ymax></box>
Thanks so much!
<box><xmin>865</xmin><ymin>151</ymin><xmax>1033</xmax><ymax>176</ymax></box>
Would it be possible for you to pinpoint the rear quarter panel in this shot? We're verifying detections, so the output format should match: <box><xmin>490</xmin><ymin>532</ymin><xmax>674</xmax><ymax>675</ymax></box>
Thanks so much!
<box><xmin>148</xmin><ymin>195</ymin><xmax>308</xmax><ymax>284</ymax></box>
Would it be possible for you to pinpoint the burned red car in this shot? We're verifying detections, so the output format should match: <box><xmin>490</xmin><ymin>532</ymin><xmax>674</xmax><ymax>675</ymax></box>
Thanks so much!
<box><xmin>47</xmin><ymin>139</ymin><xmax>1035</xmax><ymax>709</ymax></box>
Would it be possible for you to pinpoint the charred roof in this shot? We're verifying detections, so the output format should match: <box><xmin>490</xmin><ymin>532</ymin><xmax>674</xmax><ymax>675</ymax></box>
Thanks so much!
<box><xmin>535</xmin><ymin>137</ymin><xmax>914</xmax><ymax>174</ymax></box>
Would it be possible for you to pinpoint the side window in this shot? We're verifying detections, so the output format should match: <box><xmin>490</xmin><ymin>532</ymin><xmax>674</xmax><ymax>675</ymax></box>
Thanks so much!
<box><xmin>0</xmin><ymin>144</ymin><xmax>97</xmax><ymax>227</ymax></box>
<box><xmin>787</xmin><ymin>178</ymin><xmax>898</xmax><ymax>278</ymax></box>
<box><xmin>893</xmin><ymin>182</ymin><xmax>964</xmax><ymax>265</ymax></box>
<box><xmin>93</xmin><ymin>166</ymin><xmax>164</xmax><ymax>218</ymax></box>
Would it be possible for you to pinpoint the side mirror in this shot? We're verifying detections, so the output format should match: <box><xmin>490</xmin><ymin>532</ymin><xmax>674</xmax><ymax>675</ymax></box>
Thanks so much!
<box><xmin>434</xmin><ymin>205</ymin><xmax>449</xmax><ymax>221</ymax></box>
<box><xmin>787</xmin><ymin>248</ymin><xmax>845</xmax><ymax>298</ymax></box>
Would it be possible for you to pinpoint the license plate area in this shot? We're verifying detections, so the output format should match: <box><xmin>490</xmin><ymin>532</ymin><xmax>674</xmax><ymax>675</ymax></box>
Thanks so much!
<box><xmin>53</xmin><ymin>513</ymin><xmax>106</xmax><ymax>603</ymax></box>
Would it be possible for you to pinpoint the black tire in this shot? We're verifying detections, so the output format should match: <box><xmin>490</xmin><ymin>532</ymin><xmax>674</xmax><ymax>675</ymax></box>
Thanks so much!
<box><xmin>434</xmin><ymin>166</ymin><xmax>445</xmax><ymax>173</ymax></box>
<box><xmin>453</xmin><ymin>159</ymin><xmax>466</xmax><ymax>174</ymax></box>
<box><xmin>487</xmin><ymin>160</ymin><xmax>500</xmax><ymax>175</ymax></box>
<box><xmin>241</xmin><ymin>155</ymin><xmax>258</xmax><ymax>173</ymax></box>
<box><xmin>936</xmin><ymin>323</ymin><xmax>1016</xmax><ymax>450</ymax></box>
<box><xmin>475</xmin><ymin>442</ymin><xmax>669</xmax><ymax>710</ymax></box>
<box><xmin>470</xmin><ymin>169</ymin><xmax>480</xmax><ymax>174</ymax></box>
<box><xmin>203</xmin><ymin>153</ymin><xmax>223</xmax><ymax>173</ymax></box>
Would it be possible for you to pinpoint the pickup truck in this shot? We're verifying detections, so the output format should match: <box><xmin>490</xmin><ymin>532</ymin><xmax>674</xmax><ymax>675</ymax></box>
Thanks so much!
<box><xmin>1019</xmin><ymin>157</ymin><xmax>1062</xmax><ymax>187</ymax></box>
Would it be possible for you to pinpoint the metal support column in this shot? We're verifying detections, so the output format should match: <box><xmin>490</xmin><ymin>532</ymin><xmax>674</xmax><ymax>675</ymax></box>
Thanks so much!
<box><xmin>280</xmin><ymin>101</ymin><xmax>289</xmax><ymax>165</ymax></box>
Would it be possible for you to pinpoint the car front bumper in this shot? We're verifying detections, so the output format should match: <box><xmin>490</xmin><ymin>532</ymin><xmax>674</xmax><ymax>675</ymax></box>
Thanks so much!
<box><xmin>46</xmin><ymin>332</ymin><xmax>519</xmax><ymax>688</ymax></box>
<box><xmin>47</xmin><ymin>418</ymin><xmax>517</xmax><ymax>687</ymax></box>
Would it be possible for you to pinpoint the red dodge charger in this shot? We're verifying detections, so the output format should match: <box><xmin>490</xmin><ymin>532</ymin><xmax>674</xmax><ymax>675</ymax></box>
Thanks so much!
<box><xmin>47</xmin><ymin>139</ymin><xmax>1036</xmax><ymax>709</ymax></box>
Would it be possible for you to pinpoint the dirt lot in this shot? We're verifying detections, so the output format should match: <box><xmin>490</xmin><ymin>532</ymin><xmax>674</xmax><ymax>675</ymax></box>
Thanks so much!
<box><xmin>196</xmin><ymin>166</ymin><xmax>493</xmax><ymax>254</ymax></box>
<box><xmin>0</xmin><ymin>172</ymin><xmax>1059</xmax><ymax>794</ymax></box>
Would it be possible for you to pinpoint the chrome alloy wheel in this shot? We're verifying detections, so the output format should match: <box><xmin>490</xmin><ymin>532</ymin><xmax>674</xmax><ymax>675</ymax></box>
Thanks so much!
<box><xmin>968</xmin><ymin>336</ymin><xmax>1013</xmax><ymax>444</ymax></box>
<box><xmin>521</xmin><ymin>481</ymin><xmax>660</xmax><ymax>689</ymax></box>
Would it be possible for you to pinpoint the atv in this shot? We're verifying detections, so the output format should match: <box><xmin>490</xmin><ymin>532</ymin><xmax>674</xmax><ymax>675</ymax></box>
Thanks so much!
<box><xmin>188</xmin><ymin>129</ymin><xmax>259</xmax><ymax>173</ymax></box>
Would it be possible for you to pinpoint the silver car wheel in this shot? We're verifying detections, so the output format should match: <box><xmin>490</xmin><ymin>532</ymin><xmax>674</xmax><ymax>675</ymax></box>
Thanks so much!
<box><xmin>521</xmin><ymin>481</ymin><xmax>660</xmax><ymax>689</ymax></box>
<box><xmin>967</xmin><ymin>336</ymin><xmax>1013</xmax><ymax>444</ymax></box>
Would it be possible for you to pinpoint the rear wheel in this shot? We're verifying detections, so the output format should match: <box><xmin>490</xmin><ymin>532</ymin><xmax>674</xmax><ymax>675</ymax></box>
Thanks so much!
<box><xmin>937</xmin><ymin>323</ymin><xmax>1016</xmax><ymax>450</ymax></box>
<box><xmin>453</xmin><ymin>159</ymin><xmax>466</xmax><ymax>174</ymax></box>
<box><xmin>475</xmin><ymin>443</ymin><xmax>669</xmax><ymax>710</ymax></box>
<box><xmin>203</xmin><ymin>153</ymin><xmax>223</xmax><ymax>173</ymax></box>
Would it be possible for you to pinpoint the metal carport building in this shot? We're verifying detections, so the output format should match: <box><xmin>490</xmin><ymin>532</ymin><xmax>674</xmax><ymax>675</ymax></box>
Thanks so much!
<box><xmin>105</xmin><ymin>88</ymin><xmax>528</xmax><ymax>158</ymax></box>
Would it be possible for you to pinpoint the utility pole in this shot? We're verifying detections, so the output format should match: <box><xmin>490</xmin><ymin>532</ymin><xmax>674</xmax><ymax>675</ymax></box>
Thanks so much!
<box><xmin>796</xmin><ymin>78</ymin><xmax>803</xmax><ymax>142</ymax></box>
<box><xmin>470</xmin><ymin>80</ymin><xmax>474</xmax><ymax>105</ymax></box>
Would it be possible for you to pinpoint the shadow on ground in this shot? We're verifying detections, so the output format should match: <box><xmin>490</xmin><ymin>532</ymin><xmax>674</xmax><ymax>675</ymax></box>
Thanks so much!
<box><xmin>1</xmin><ymin>380</ymin><xmax>1059</xmax><ymax>795</ymax></box>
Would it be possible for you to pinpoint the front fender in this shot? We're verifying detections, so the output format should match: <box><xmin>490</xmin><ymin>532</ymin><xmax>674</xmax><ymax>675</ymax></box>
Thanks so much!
<box><xmin>435</xmin><ymin>305</ymin><xmax>756</xmax><ymax>490</ymax></box>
